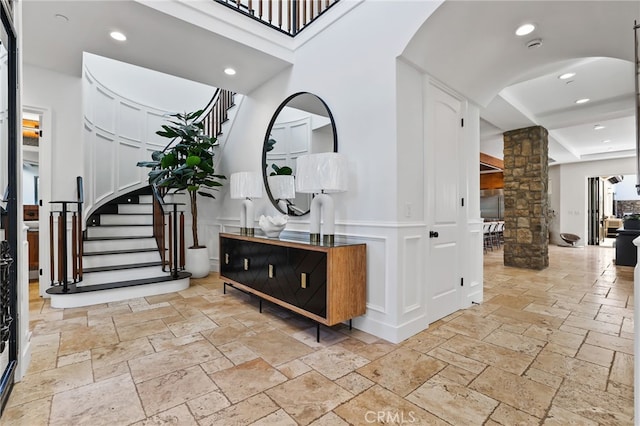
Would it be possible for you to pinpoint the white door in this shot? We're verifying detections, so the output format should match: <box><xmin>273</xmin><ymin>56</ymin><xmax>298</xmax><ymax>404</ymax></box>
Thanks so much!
<box><xmin>425</xmin><ymin>83</ymin><xmax>463</xmax><ymax>323</ymax></box>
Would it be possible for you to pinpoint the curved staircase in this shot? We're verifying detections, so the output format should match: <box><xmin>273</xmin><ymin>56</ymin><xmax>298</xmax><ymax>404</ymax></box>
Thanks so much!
<box><xmin>46</xmin><ymin>188</ymin><xmax>190</xmax><ymax>308</ymax></box>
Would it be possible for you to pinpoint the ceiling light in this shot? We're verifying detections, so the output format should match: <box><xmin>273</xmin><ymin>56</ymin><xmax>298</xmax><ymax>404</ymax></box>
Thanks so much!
<box><xmin>515</xmin><ymin>23</ymin><xmax>535</xmax><ymax>36</ymax></box>
<box><xmin>110</xmin><ymin>31</ymin><xmax>127</xmax><ymax>42</ymax></box>
<box><xmin>602</xmin><ymin>139</ymin><xmax>611</xmax><ymax>143</ymax></box>
<box><xmin>575</xmin><ymin>98</ymin><xmax>590</xmax><ymax>104</ymax></box>
<box><xmin>54</xmin><ymin>14</ymin><xmax>69</xmax><ymax>22</ymax></box>
<box><xmin>594</xmin><ymin>124</ymin><xmax>605</xmax><ymax>130</ymax></box>
<box><xmin>224</xmin><ymin>68</ymin><xmax>236</xmax><ymax>76</ymax></box>
<box><xmin>558</xmin><ymin>72</ymin><xmax>575</xmax><ymax>80</ymax></box>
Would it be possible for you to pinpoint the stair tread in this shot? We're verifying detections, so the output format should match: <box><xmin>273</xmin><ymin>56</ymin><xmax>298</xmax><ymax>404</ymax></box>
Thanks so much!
<box><xmin>84</xmin><ymin>236</ymin><xmax>155</xmax><ymax>241</ymax></box>
<box><xmin>89</xmin><ymin>224</ymin><xmax>153</xmax><ymax>227</ymax></box>
<box><xmin>46</xmin><ymin>271</ymin><xmax>191</xmax><ymax>295</ymax></box>
<box><xmin>101</xmin><ymin>213</ymin><xmax>153</xmax><ymax>216</ymax></box>
<box><xmin>83</xmin><ymin>261</ymin><xmax>163</xmax><ymax>273</ymax></box>
<box><xmin>83</xmin><ymin>248</ymin><xmax>160</xmax><ymax>256</ymax></box>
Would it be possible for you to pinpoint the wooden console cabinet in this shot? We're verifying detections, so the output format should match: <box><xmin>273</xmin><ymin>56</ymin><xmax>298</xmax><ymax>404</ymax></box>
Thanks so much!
<box><xmin>219</xmin><ymin>233</ymin><xmax>366</xmax><ymax>330</ymax></box>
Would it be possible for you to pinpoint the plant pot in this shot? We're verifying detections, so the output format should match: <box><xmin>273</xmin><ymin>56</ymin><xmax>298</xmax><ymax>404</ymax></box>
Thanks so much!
<box><xmin>185</xmin><ymin>247</ymin><xmax>210</xmax><ymax>278</ymax></box>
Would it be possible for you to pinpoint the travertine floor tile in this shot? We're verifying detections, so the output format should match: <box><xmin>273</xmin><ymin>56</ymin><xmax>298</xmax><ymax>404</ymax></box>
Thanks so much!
<box><xmin>334</xmin><ymin>385</ymin><xmax>450</xmax><ymax>425</ymax></box>
<box><xmin>0</xmin><ymin>396</ymin><xmax>51</xmax><ymax>426</ymax></box>
<box><xmin>210</xmin><ymin>358</ymin><xmax>288</xmax><ymax>403</ymax></box>
<box><xmin>129</xmin><ymin>339</ymin><xmax>222</xmax><ymax>383</ymax></box>
<box><xmin>265</xmin><ymin>371</ymin><xmax>352</xmax><ymax>424</ymax></box>
<box><xmin>357</xmin><ymin>347</ymin><xmax>446</xmax><ymax>396</ymax></box>
<box><xmin>301</xmin><ymin>345</ymin><xmax>369</xmax><ymax>380</ymax></box>
<box><xmin>553</xmin><ymin>380</ymin><xmax>634</xmax><ymax>425</ymax></box>
<box><xmin>49</xmin><ymin>374</ymin><xmax>145</xmax><ymax>426</ymax></box>
<box><xmin>136</xmin><ymin>365</ymin><xmax>217</xmax><ymax>416</ymax></box>
<box><xmin>4</xmin><ymin>246</ymin><xmax>635</xmax><ymax>426</ymax></box>
<box><xmin>407</xmin><ymin>375</ymin><xmax>498</xmax><ymax>425</ymax></box>
<box><xmin>469</xmin><ymin>366</ymin><xmax>554</xmax><ymax>417</ymax></box>
<box><xmin>130</xmin><ymin>404</ymin><xmax>198</xmax><ymax>426</ymax></box>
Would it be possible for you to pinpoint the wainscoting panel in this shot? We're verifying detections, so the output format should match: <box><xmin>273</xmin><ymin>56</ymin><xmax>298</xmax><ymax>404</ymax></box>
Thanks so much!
<box><xmin>118</xmin><ymin>101</ymin><xmax>143</xmax><ymax>142</ymax></box>
<box><xmin>94</xmin><ymin>132</ymin><xmax>115</xmax><ymax>204</ymax></box>
<box><xmin>118</xmin><ymin>140</ymin><xmax>142</xmax><ymax>191</ymax></box>
<box><xmin>401</xmin><ymin>235</ymin><xmax>423</xmax><ymax>315</ymax></box>
<box><xmin>93</xmin><ymin>87</ymin><xmax>116</xmax><ymax>135</ymax></box>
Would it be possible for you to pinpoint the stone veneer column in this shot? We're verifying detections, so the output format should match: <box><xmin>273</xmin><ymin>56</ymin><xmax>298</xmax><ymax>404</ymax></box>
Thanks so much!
<box><xmin>503</xmin><ymin>126</ymin><xmax>549</xmax><ymax>270</ymax></box>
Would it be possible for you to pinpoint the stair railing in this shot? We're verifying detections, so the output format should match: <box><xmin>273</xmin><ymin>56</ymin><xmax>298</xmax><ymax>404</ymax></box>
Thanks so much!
<box><xmin>151</xmin><ymin>185</ymin><xmax>185</xmax><ymax>278</ymax></box>
<box><xmin>214</xmin><ymin>0</ymin><xmax>339</xmax><ymax>36</ymax></box>
<box><xmin>49</xmin><ymin>176</ymin><xmax>84</xmax><ymax>292</ymax></box>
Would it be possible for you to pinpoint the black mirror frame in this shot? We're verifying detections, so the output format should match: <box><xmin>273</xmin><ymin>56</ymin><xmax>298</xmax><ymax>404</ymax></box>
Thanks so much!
<box><xmin>261</xmin><ymin>92</ymin><xmax>338</xmax><ymax>216</ymax></box>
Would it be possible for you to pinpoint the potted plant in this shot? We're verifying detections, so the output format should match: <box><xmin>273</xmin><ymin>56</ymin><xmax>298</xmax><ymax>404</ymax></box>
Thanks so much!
<box><xmin>137</xmin><ymin>110</ymin><xmax>226</xmax><ymax>277</ymax></box>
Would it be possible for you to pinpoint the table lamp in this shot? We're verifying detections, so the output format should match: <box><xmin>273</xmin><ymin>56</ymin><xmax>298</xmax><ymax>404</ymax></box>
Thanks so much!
<box><xmin>230</xmin><ymin>171</ymin><xmax>263</xmax><ymax>236</ymax></box>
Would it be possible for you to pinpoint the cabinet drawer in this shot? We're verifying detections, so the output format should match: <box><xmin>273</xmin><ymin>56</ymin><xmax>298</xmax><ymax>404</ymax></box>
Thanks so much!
<box><xmin>262</xmin><ymin>246</ymin><xmax>327</xmax><ymax>317</ymax></box>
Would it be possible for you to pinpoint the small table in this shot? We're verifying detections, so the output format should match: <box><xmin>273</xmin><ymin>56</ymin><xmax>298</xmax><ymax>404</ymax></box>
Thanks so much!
<box><xmin>615</xmin><ymin>228</ymin><xmax>640</xmax><ymax>266</ymax></box>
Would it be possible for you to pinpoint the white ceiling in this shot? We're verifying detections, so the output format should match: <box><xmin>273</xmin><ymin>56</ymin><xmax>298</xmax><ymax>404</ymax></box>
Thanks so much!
<box><xmin>22</xmin><ymin>1</ymin><xmax>640</xmax><ymax>166</ymax></box>
<box><xmin>404</xmin><ymin>0</ymin><xmax>640</xmax><ymax>165</ymax></box>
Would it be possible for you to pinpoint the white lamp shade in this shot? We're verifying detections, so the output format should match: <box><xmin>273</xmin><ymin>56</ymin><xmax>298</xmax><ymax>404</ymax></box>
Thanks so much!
<box><xmin>230</xmin><ymin>171</ymin><xmax>263</xmax><ymax>199</ymax></box>
<box><xmin>268</xmin><ymin>175</ymin><xmax>296</xmax><ymax>200</ymax></box>
<box><xmin>296</xmin><ymin>152</ymin><xmax>348</xmax><ymax>194</ymax></box>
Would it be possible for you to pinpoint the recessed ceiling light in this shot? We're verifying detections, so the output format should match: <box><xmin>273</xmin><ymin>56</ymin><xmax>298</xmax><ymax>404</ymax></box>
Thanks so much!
<box><xmin>224</xmin><ymin>68</ymin><xmax>236</xmax><ymax>76</ymax></box>
<box><xmin>515</xmin><ymin>23</ymin><xmax>535</xmax><ymax>36</ymax></box>
<box><xmin>594</xmin><ymin>124</ymin><xmax>605</xmax><ymax>130</ymax></box>
<box><xmin>558</xmin><ymin>72</ymin><xmax>575</xmax><ymax>80</ymax></box>
<box><xmin>575</xmin><ymin>98</ymin><xmax>590</xmax><ymax>104</ymax></box>
<box><xmin>602</xmin><ymin>139</ymin><xmax>611</xmax><ymax>143</ymax></box>
<box><xmin>110</xmin><ymin>31</ymin><xmax>127</xmax><ymax>42</ymax></box>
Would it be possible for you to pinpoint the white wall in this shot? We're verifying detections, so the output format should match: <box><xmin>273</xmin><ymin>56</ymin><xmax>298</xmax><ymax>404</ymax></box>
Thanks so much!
<box><xmin>554</xmin><ymin>157</ymin><xmax>636</xmax><ymax>241</ymax></box>
<box><xmin>23</xmin><ymin>65</ymin><xmax>83</xmax><ymax>201</ymax></box>
<box><xmin>83</xmin><ymin>53</ymin><xmax>215</xmax><ymax>114</ymax></box>
<box><xmin>215</xmin><ymin>1</ymin><xmax>451</xmax><ymax>343</ymax></box>
<box><xmin>613</xmin><ymin>174</ymin><xmax>639</xmax><ymax>200</ymax></box>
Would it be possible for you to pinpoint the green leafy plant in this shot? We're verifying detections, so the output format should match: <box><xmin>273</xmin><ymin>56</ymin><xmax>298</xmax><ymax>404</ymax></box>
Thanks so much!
<box><xmin>269</xmin><ymin>164</ymin><xmax>293</xmax><ymax>176</ymax></box>
<box><xmin>137</xmin><ymin>110</ymin><xmax>226</xmax><ymax>248</ymax></box>
<box><xmin>624</xmin><ymin>213</ymin><xmax>640</xmax><ymax>220</ymax></box>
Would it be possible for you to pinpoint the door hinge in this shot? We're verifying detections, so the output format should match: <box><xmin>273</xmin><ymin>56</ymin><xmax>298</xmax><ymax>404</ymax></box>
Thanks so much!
<box><xmin>461</xmin><ymin>198</ymin><xmax>465</xmax><ymax>207</ymax></box>
<box><xmin>39</xmin><ymin>130</ymin><xmax>43</xmax><ymax>137</ymax></box>
<box><xmin>460</xmin><ymin>278</ymin><xmax>464</xmax><ymax>287</ymax></box>
<box><xmin>461</xmin><ymin>118</ymin><xmax>464</xmax><ymax>127</ymax></box>
<box><xmin>39</xmin><ymin>268</ymin><xmax>42</xmax><ymax>276</ymax></box>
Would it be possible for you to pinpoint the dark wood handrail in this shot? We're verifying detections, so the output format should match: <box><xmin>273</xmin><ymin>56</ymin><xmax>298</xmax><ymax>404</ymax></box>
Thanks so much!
<box><xmin>214</xmin><ymin>0</ymin><xmax>339</xmax><ymax>36</ymax></box>
<box><xmin>151</xmin><ymin>185</ymin><xmax>185</xmax><ymax>279</ymax></box>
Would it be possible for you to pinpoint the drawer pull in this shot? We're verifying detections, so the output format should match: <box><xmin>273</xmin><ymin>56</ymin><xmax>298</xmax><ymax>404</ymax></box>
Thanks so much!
<box><xmin>225</xmin><ymin>253</ymin><xmax>229</xmax><ymax>265</ymax></box>
<box><xmin>244</xmin><ymin>258</ymin><xmax>249</xmax><ymax>271</ymax></box>
<box><xmin>268</xmin><ymin>264</ymin><xmax>274</xmax><ymax>278</ymax></box>
<box><xmin>301</xmin><ymin>273</ymin><xmax>307</xmax><ymax>289</ymax></box>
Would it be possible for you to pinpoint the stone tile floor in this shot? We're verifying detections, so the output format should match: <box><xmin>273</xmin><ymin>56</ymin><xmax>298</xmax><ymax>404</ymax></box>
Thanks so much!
<box><xmin>1</xmin><ymin>244</ymin><xmax>634</xmax><ymax>425</ymax></box>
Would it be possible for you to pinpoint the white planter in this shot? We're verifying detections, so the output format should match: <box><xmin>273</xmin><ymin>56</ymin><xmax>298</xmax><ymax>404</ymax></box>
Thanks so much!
<box><xmin>185</xmin><ymin>247</ymin><xmax>210</xmax><ymax>278</ymax></box>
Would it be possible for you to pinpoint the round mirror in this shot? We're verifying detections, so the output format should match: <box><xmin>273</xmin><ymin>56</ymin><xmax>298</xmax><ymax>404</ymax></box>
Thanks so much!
<box><xmin>262</xmin><ymin>92</ymin><xmax>337</xmax><ymax>216</ymax></box>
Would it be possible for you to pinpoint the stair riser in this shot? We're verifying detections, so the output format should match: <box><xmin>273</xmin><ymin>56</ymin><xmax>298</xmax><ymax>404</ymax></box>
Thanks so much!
<box><xmin>81</xmin><ymin>265</ymin><xmax>167</xmax><ymax>286</ymax></box>
<box><xmin>84</xmin><ymin>238</ymin><xmax>158</xmax><ymax>252</ymax></box>
<box><xmin>118</xmin><ymin>204</ymin><xmax>153</xmax><ymax>214</ymax></box>
<box><xmin>51</xmin><ymin>277</ymin><xmax>190</xmax><ymax>309</ymax></box>
<box><xmin>138</xmin><ymin>195</ymin><xmax>154</xmax><ymax>204</ymax></box>
<box><xmin>100</xmin><ymin>214</ymin><xmax>153</xmax><ymax>225</ymax></box>
<box><xmin>86</xmin><ymin>226</ymin><xmax>153</xmax><ymax>238</ymax></box>
<box><xmin>83</xmin><ymin>251</ymin><xmax>161</xmax><ymax>269</ymax></box>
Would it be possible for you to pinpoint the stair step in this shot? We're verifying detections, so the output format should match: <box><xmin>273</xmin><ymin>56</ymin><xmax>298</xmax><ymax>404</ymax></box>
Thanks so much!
<box><xmin>138</xmin><ymin>195</ymin><xmax>153</xmax><ymax>204</ymax></box>
<box><xmin>83</xmin><ymin>261</ymin><xmax>163</xmax><ymax>274</ymax></box>
<box><xmin>81</xmin><ymin>264</ymin><xmax>169</xmax><ymax>286</ymax></box>
<box><xmin>83</xmin><ymin>248</ymin><xmax>159</xmax><ymax>256</ymax></box>
<box><xmin>100</xmin><ymin>214</ymin><xmax>153</xmax><ymax>225</ymax></box>
<box><xmin>84</xmin><ymin>237</ymin><xmax>158</xmax><ymax>252</ymax></box>
<box><xmin>46</xmin><ymin>272</ymin><xmax>191</xmax><ymax>309</ymax></box>
<box><xmin>86</xmin><ymin>225</ymin><xmax>153</xmax><ymax>238</ymax></box>
<box><xmin>83</xmin><ymin>251</ymin><xmax>160</xmax><ymax>270</ymax></box>
<box><xmin>118</xmin><ymin>204</ymin><xmax>153</xmax><ymax>214</ymax></box>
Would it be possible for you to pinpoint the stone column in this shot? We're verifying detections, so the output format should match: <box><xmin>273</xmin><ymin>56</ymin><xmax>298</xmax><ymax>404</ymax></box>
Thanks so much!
<box><xmin>503</xmin><ymin>126</ymin><xmax>549</xmax><ymax>270</ymax></box>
